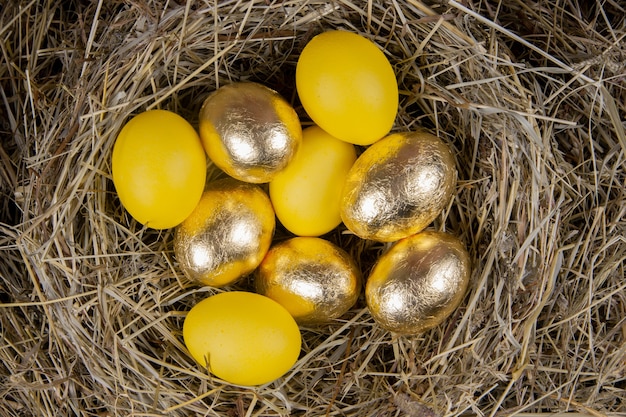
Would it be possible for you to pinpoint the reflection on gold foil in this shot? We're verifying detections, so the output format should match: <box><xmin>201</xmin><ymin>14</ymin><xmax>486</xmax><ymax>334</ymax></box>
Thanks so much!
<box><xmin>366</xmin><ymin>231</ymin><xmax>471</xmax><ymax>335</ymax></box>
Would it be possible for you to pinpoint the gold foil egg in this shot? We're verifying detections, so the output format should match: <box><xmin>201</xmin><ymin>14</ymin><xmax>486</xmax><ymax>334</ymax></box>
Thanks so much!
<box><xmin>365</xmin><ymin>231</ymin><xmax>471</xmax><ymax>335</ymax></box>
<box><xmin>255</xmin><ymin>237</ymin><xmax>361</xmax><ymax>325</ymax></box>
<box><xmin>340</xmin><ymin>131</ymin><xmax>457</xmax><ymax>242</ymax></box>
<box><xmin>174</xmin><ymin>178</ymin><xmax>275</xmax><ymax>287</ymax></box>
<box><xmin>199</xmin><ymin>82</ymin><xmax>302</xmax><ymax>183</ymax></box>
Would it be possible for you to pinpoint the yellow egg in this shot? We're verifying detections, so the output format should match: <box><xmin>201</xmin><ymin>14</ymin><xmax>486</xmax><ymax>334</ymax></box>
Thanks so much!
<box><xmin>111</xmin><ymin>110</ymin><xmax>206</xmax><ymax>229</ymax></box>
<box><xmin>296</xmin><ymin>31</ymin><xmax>398</xmax><ymax>146</ymax></box>
<box><xmin>183</xmin><ymin>291</ymin><xmax>301</xmax><ymax>386</ymax></box>
<box><xmin>199</xmin><ymin>82</ymin><xmax>302</xmax><ymax>183</ymax></box>
<box><xmin>340</xmin><ymin>131</ymin><xmax>457</xmax><ymax>242</ymax></box>
<box><xmin>255</xmin><ymin>237</ymin><xmax>361</xmax><ymax>325</ymax></box>
<box><xmin>174</xmin><ymin>178</ymin><xmax>275</xmax><ymax>287</ymax></box>
<box><xmin>269</xmin><ymin>126</ymin><xmax>357</xmax><ymax>236</ymax></box>
<box><xmin>365</xmin><ymin>231</ymin><xmax>471</xmax><ymax>335</ymax></box>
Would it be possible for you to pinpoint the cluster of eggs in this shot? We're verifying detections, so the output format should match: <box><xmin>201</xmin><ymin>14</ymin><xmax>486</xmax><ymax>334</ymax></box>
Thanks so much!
<box><xmin>111</xmin><ymin>31</ymin><xmax>471</xmax><ymax>386</ymax></box>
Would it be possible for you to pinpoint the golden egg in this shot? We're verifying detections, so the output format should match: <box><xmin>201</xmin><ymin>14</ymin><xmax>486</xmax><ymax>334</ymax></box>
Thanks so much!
<box><xmin>174</xmin><ymin>178</ymin><xmax>275</xmax><ymax>287</ymax></box>
<box><xmin>255</xmin><ymin>237</ymin><xmax>361</xmax><ymax>325</ymax></box>
<box><xmin>199</xmin><ymin>82</ymin><xmax>302</xmax><ymax>183</ymax></box>
<box><xmin>365</xmin><ymin>231</ymin><xmax>471</xmax><ymax>335</ymax></box>
<box><xmin>340</xmin><ymin>131</ymin><xmax>457</xmax><ymax>242</ymax></box>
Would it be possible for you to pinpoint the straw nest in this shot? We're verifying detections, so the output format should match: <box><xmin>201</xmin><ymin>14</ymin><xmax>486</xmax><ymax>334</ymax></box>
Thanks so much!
<box><xmin>1</xmin><ymin>1</ymin><xmax>625</xmax><ymax>416</ymax></box>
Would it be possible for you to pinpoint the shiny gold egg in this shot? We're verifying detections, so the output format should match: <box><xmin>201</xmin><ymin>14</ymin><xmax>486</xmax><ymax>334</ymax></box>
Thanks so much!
<box><xmin>174</xmin><ymin>178</ymin><xmax>275</xmax><ymax>287</ymax></box>
<box><xmin>199</xmin><ymin>82</ymin><xmax>302</xmax><ymax>183</ymax></box>
<box><xmin>365</xmin><ymin>231</ymin><xmax>471</xmax><ymax>335</ymax></box>
<box><xmin>255</xmin><ymin>237</ymin><xmax>361</xmax><ymax>325</ymax></box>
<box><xmin>340</xmin><ymin>131</ymin><xmax>457</xmax><ymax>242</ymax></box>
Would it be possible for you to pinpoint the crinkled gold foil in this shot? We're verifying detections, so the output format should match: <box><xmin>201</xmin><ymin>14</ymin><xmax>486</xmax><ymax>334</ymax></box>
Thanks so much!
<box><xmin>174</xmin><ymin>178</ymin><xmax>275</xmax><ymax>287</ymax></box>
<box><xmin>365</xmin><ymin>231</ymin><xmax>471</xmax><ymax>335</ymax></box>
<box><xmin>199</xmin><ymin>82</ymin><xmax>302</xmax><ymax>184</ymax></box>
<box><xmin>255</xmin><ymin>237</ymin><xmax>361</xmax><ymax>325</ymax></box>
<box><xmin>340</xmin><ymin>131</ymin><xmax>457</xmax><ymax>242</ymax></box>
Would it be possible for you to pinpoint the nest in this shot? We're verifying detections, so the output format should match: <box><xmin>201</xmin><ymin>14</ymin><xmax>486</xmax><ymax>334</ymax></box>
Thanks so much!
<box><xmin>1</xmin><ymin>1</ymin><xmax>625</xmax><ymax>415</ymax></box>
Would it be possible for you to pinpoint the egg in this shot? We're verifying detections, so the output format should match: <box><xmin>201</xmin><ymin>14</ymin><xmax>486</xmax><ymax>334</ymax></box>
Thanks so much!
<box><xmin>255</xmin><ymin>237</ymin><xmax>361</xmax><ymax>325</ymax></box>
<box><xmin>365</xmin><ymin>231</ymin><xmax>471</xmax><ymax>335</ymax></box>
<box><xmin>296</xmin><ymin>30</ymin><xmax>398</xmax><ymax>146</ymax></box>
<box><xmin>198</xmin><ymin>82</ymin><xmax>302</xmax><ymax>183</ymax></box>
<box><xmin>183</xmin><ymin>291</ymin><xmax>301</xmax><ymax>386</ymax></box>
<box><xmin>340</xmin><ymin>131</ymin><xmax>457</xmax><ymax>242</ymax></box>
<box><xmin>174</xmin><ymin>178</ymin><xmax>275</xmax><ymax>287</ymax></box>
<box><xmin>269</xmin><ymin>126</ymin><xmax>357</xmax><ymax>236</ymax></box>
<box><xmin>111</xmin><ymin>109</ymin><xmax>206</xmax><ymax>229</ymax></box>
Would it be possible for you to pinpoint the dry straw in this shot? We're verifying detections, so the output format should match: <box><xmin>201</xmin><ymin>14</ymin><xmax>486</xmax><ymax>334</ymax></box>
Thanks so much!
<box><xmin>1</xmin><ymin>0</ymin><xmax>625</xmax><ymax>416</ymax></box>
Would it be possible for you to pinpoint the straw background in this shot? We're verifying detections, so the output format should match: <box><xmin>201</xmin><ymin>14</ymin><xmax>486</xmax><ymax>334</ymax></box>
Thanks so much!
<box><xmin>1</xmin><ymin>0</ymin><xmax>625</xmax><ymax>416</ymax></box>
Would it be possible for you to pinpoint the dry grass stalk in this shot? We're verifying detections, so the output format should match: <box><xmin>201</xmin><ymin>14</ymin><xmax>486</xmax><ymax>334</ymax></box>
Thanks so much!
<box><xmin>0</xmin><ymin>0</ymin><xmax>624</xmax><ymax>416</ymax></box>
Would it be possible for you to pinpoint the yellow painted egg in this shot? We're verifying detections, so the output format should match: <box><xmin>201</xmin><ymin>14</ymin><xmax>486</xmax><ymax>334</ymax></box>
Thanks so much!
<box><xmin>269</xmin><ymin>126</ymin><xmax>357</xmax><ymax>236</ymax></box>
<box><xmin>183</xmin><ymin>291</ymin><xmax>301</xmax><ymax>386</ymax></box>
<box><xmin>340</xmin><ymin>131</ymin><xmax>457</xmax><ymax>242</ymax></box>
<box><xmin>296</xmin><ymin>31</ymin><xmax>398</xmax><ymax>145</ymax></box>
<box><xmin>111</xmin><ymin>110</ymin><xmax>206</xmax><ymax>229</ymax></box>
<box><xmin>365</xmin><ymin>231</ymin><xmax>471</xmax><ymax>335</ymax></box>
<box><xmin>255</xmin><ymin>237</ymin><xmax>361</xmax><ymax>325</ymax></box>
<box><xmin>198</xmin><ymin>82</ymin><xmax>302</xmax><ymax>183</ymax></box>
<box><xmin>174</xmin><ymin>178</ymin><xmax>275</xmax><ymax>287</ymax></box>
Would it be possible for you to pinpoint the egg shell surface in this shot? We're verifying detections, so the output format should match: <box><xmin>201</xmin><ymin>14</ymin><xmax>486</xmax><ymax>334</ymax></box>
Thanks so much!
<box><xmin>296</xmin><ymin>31</ymin><xmax>398</xmax><ymax>146</ymax></box>
<box><xmin>183</xmin><ymin>291</ymin><xmax>301</xmax><ymax>386</ymax></box>
<box><xmin>269</xmin><ymin>126</ymin><xmax>357</xmax><ymax>236</ymax></box>
<box><xmin>111</xmin><ymin>109</ymin><xmax>206</xmax><ymax>229</ymax></box>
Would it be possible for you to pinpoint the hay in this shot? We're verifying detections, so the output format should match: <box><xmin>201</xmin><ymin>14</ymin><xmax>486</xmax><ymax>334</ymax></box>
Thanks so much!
<box><xmin>1</xmin><ymin>0</ymin><xmax>624</xmax><ymax>415</ymax></box>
